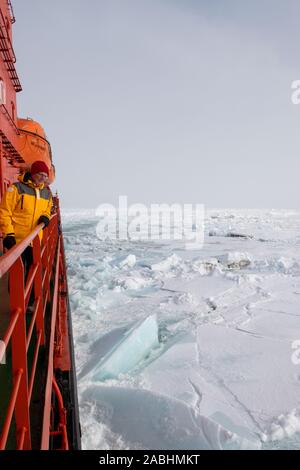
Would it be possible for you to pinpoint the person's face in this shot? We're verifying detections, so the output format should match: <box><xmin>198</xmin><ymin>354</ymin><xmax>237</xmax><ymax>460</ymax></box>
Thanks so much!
<box><xmin>32</xmin><ymin>172</ymin><xmax>48</xmax><ymax>185</ymax></box>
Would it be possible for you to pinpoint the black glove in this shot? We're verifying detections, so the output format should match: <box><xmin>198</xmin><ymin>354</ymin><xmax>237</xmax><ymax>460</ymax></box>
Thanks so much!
<box><xmin>3</xmin><ymin>235</ymin><xmax>16</xmax><ymax>250</ymax></box>
<box><xmin>38</xmin><ymin>215</ymin><xmax>50</xmax><ymax>229</ymax></box>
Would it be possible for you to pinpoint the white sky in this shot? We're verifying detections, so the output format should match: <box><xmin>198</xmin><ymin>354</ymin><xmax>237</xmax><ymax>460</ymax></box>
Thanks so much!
<box><xmin>13</xmin><ymin>0</ymin><xmax>300</xmax><ymax>209</ymax></box>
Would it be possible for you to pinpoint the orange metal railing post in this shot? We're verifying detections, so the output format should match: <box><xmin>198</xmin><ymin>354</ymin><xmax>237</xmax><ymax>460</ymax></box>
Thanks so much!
<box><xmin>0</xmin><ymin>213</ymin><xmax>75</xmax><ymax>450</ymax></box>
<box><xmin>51</xmin><ymin>377</ymin><xmax>69</xmax><ymax>450</ymax></box>
<box><xmin>42</xmin><ymin>225</ymin><xmax>51</xmax><ymax>303</ymax></box>
<box><xmin>32</xmin><ymin>236</ymin><xmax>45</xmax><ymax>346</ymax></box>
<box><xmin>10</xmin><ymin>257</ymin><xmax>31</xmax><ymax>450</ymax></box>
<box><xmin>0</xmin><ymin>220</ymin><xmax>55</xmax><ymax>449</ymax></box>
<box><xmin>40</xmin><ymin>237</ymin><xmax>60</xmax><ymax>450</ymax></box>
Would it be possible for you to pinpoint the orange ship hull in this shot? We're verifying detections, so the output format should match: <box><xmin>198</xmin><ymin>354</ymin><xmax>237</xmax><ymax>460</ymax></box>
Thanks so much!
<box><xmin>0</xmin><ymin>0</ymin><xmax>80</xmax><ymax>450</ymax></box>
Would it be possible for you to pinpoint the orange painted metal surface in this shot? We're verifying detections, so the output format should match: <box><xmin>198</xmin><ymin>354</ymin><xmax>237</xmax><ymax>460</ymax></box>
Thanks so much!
<box><xmin>1</xmin><ymin>218</ymin><xmax>54</xmax><ymax>448</ymax></box>
<box><xmin>0</xmin><ymin>215</ymin><xmax>72</xmax><ymax>450</ymax></box>
<box><xmin>51</xmin><ymin>377</ymin><xmax>69</xmax><ymax>450</ymax></box>
<box><xmin>0</xmin><ymin>1</ymin><xmax>80</xmax><ymax>450</ymax></box>
<box><xmin>17</xmin><ymin>118</ymin><xmax>55</xmax><ymax>184</ymax></box>
<box><xmin>54</xmin><ymin>239</ymin><xmax>71</xmax><ymax>372</ymax></box>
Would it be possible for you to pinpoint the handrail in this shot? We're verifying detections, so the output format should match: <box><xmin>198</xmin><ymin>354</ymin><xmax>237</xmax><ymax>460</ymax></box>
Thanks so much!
<box><xmin>51</xmin><ymin>377</ymin><xmax>69</xmax><ymax>450</ymax></box>
<box><xmin>1</xmin><ymin>307</ymin><xmax>20</xmax><ymax>354</ymax></box>
<box><xmin>41</xmin><ymin>240</ymin><xmax>60</xmax><ymax>450</ymax></box>
<box><xmin>0</xmin><ymin>222</ymin><xmax>45</xmax><ymax>278</ymax></box>
<box><xmin>0</xmin><ymin>6</ymin><xmax>21</xmax><ymax>91</ymax></box>
<box><xmin>0</xmin><ymin>6</ymin><xmax>16</xmax><ymax>61</ymax></box>
<box><xmin>1</xmin><ymin>103</ymin><xmax>20</xmax><ymax>135</ymax></box>
<box><xmin>7</xmin><ymin>1</ymin><xmax>16</xmax><ymax>24</ymax></box>
<box><xmin>28</xmin><ymin>330</ymin><xmax>42</xmax><ymax>401</ymax></box>
<box><xmin>0</xmin><ymin>202</ymin><xmax>76</xmax><ymax>449</ymax></box>
<box><xmin>0</xmin><ymin>214</ymin><xmax>59</xmax><ymax>449</ymax></box>
<box><xmin>0</xmin><ymin>369</ymin><xmax>23</xmax><ymax>449</ymax></box>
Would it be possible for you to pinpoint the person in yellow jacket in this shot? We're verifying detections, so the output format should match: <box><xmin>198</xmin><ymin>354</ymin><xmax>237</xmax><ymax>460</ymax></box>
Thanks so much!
<box><xmin>0</xmin><ymin>160</ymin><xmax>52</xmax><ymax>252</ymax></box>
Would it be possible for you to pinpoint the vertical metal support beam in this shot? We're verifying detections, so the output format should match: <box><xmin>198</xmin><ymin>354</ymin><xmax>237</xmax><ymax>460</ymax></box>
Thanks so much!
<box><xmin>0</xmin><ymin>136</ymin><xmax>4</xmax><ymax>200</ymax></box>
<box><xmin>10</xmin><ymin>257</ymin><xmax>31</xmax><ymax>450</ymax></box>
<box><xmin>0</xmin><ymin>136</ymin><xmax>3</xmax><ymax>254</ymax></box>
<box><xmin>32</xmin><ymin>236</ymin><xmax>44</xmax><ymax>346</ymax></box>
<box><xmin>40</xmin><ymin>238</ymin><xmax>61</xmax><ymax>450</ymax></box>
<box><xmin>44</xmin><ymin>226</ymin><xmax>51</xmax><ymax>302</ymax></box>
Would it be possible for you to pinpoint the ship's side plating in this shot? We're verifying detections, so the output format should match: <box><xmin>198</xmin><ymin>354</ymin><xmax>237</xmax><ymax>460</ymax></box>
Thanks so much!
<box><xmin>0</xmin><ymin>0</ymin><xmax>80</xmax><ymax>450</ymax></box>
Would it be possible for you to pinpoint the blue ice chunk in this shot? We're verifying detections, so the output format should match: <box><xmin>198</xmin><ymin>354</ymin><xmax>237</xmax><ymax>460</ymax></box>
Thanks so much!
<box><xmin>93</xmin><ymin>315</ymin><xmax>159</xmax><ymax>380</ymax></box>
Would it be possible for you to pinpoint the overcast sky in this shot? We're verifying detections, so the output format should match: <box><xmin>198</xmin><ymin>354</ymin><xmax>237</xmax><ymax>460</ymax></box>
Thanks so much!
<box><xmin>12</xmin><ymin>0</ymin><xmax>300</xmax><ymax>209</ymax></box>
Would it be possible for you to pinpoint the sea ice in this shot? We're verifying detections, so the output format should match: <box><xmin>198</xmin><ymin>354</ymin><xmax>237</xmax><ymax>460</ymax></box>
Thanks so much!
<box><xmin>93</xmin><ymin>315</ymin><xmax>159</xmax><ymax>380</ymax></box>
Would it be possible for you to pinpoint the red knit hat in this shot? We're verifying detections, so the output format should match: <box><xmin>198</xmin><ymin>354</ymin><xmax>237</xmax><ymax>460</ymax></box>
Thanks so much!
<box><xmin>30</xmin><ymin>160</ymin><xmax>49</xmax><ymax>176</ymax></box>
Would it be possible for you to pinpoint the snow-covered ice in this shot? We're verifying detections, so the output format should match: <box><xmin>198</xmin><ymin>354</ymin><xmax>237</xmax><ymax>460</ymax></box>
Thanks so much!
<box><xmin>62</xmin><ymin>208</ymin><xmax>300</xmax><ymax>450</ymax></box>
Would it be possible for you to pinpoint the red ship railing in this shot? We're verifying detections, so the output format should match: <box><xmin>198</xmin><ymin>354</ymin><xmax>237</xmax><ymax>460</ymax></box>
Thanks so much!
<box><xmin>7</xmin><ymin>1</ymin><xmax>16</xmax><ymax>24</ymax></box>
<box><xmin>1</xmin><ymin>103</ymin><xmax>20</xmax><ymax>135</ymax></box>
<box><xmin>0</xmin><ymin>212</ymin><xmax>69</xmax><ymax>450</ymax></box>
<box><xmin>0</xmin><ymin>5</ymin><xmax>22</xmax><ymax>91</ymax></box>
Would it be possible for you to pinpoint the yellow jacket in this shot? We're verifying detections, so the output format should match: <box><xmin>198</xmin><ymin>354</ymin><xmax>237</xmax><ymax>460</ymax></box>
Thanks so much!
<box><xmin>0</xmin><ymin>173</ymin><xmax>52</xmax><ymax>243</ymax></box>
